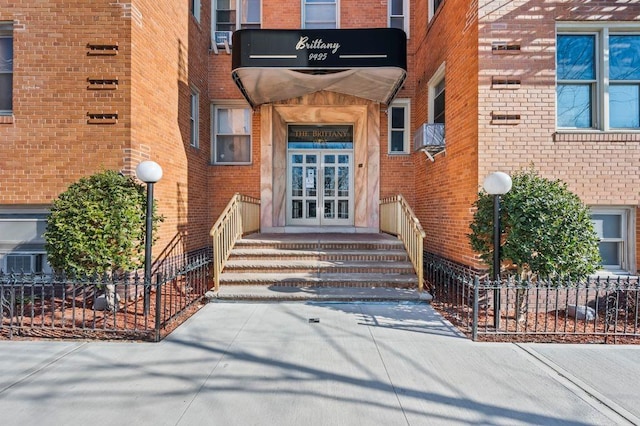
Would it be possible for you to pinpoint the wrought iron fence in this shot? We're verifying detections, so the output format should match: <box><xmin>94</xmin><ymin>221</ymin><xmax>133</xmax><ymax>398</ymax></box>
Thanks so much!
<box><xmin>0</xmin><ymin>249</ymin><xmax>212</xmax><ymax>342</ymax></box>
<box><xmin>425</xmin><ymin>253</ymin><xmax>640</xmax><ymax>343</ymax></box>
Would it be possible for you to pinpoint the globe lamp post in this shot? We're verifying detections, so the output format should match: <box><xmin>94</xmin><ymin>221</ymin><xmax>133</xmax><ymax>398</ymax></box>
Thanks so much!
<box><xmin>135</xmin><ymin>161</ymin><xmax>163</xmax><ymax>315</ymax></box>
<box><xmin>482</xmin><ymin>171</ymin><xmax>512</xmax><ymax>329</ymax></box>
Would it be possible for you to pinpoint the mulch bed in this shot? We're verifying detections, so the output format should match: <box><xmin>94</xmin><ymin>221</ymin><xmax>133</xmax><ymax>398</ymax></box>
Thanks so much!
<box><xmin>1</xmin><ymin>280</ymin><xmax>209</xmax><ymax>341</ymax></box>
<box><xmin>432</xmin><ymin>301</ymin><xmax>640</xmax><ymax>344</ymax></box>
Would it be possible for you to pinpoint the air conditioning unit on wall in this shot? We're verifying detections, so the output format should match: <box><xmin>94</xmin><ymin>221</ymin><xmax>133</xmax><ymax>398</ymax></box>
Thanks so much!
<box><xmin>214</xmin><ymin>31</ymin><xmax>233</xmax><ymax>47</ymax></box>
<box><xmin>413</xmin><ymin>123</ymin><xmax>445</xmax><ymax>162</ymax></box>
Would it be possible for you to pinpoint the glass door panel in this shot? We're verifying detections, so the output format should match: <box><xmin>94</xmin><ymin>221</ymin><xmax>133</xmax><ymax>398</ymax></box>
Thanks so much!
<box><xmin>287</xmin><ymin>150</ymin><xmax>353</xmax><ymax>226</ymax></box>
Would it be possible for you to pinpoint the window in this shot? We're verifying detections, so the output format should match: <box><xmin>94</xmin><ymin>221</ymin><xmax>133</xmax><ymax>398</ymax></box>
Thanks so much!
<box><xmin>4</xmin><ymin>253</ymin><xmax>48</xmax><ymax>273</ymax></box>
<box><xmin>214</xmin><ymin>0</ymin><xmax>261</xmax><ymax>32</ymax></box>
<box><xmin>213</xmin><ymin>105</ymin><xmax>252</xmax><ymax>164</ymax></box>
<box><xmin>190</xmin><ymin>89</ymin><xmax>199</xmax><ymax>148</ymax></box>
<box><xmin>0</xmin><ymin>23</ymin><xmax>13</xmax><ymax>115</ymax></box>
<box><xmin>429</xmin><ymin>63</ymin><xmax>446</xmax><ymax>124</ymax></box>
<box><xmin>388</xmin><ymin>99</ymin><xmax>410</xmax><ymax>154</ymax></box>
<box><xmin>557</xmin><ymin>26</ymin><xmax>640</xmax><ymax>130</ymax></box>
<box><xmin>191</xmin><ymin>0</ymin><xmax>201</xmax><ymax>22</ymax></box>
<box><xmin>429</xmin><ymin>0</ymin><xmax>444</xmax><ymax>21</ymax></box>
<box><xmin>0</xmin><ymin>209</ymin><xmax>51</xmax><ymax>273</ymax></box>
<box><xmin>432</xmin><ymin>79</ymin><xmax>445</xmax><ymax>124</ymax></box>
<box><xmin>303</xmin><ymin>0</ymin><xmax>337</xmax><ymax>29</ymax></box>
<box><xmin>389</xmin><ymin>0</ymin><xmax>407</xmax><ymax>35</ymax></box>
<box><xmin>590</xmin><ymin>208</ymin><xmax>634</xmax><ymax>272</ymax></box>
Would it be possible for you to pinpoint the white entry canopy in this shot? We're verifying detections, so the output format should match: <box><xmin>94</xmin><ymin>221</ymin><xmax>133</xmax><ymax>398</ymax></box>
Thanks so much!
<box><xmin>231</xmin><ymin>29</ymin><xmax>407</xmax><ymax>107</ymax></box>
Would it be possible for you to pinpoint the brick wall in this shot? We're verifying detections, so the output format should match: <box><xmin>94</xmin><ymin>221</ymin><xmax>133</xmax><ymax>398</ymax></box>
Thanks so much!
<box><xmin>341</xmin><ymin>0</ymin><xmax>387</xmax><ymax>28</ymax></box>
<box><xmin>412</xmin><ymin>0</ymin><xmax>480</xmax><ymax>266</ymax></box>
<box><xmin>0</xmin><ymin>1</ymin><xmax>213</xmax><ymax>261</ymax></box>
<box><xmin>477</xmin><ymin>0</ymin><xmax>640</xmax><ymax>272</ymax></box>
<box><xmin>263</xmin><ymin>1</ymin><xmax>301</xmax><ymax>29</ymax></box>
<box><xmin>478</xmin><ymin>0</ymin><xmax>639</xmax><ymax>203</ymax></box>
<box><xmin>131</xmin><ymin>0</ymin><xmax>212</xmax><ymax>254</ymax></box>
<box><xmin>0</xmin><ymin>2</ymin><xmax>131</xmax><ymax>203</ymax></box>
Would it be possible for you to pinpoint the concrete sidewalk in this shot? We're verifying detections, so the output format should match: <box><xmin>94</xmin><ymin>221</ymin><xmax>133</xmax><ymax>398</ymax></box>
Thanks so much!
<box><xmin>0</xmin><ymin>302</ymin><xmax>639</xmax><ymax>425</ymax></box>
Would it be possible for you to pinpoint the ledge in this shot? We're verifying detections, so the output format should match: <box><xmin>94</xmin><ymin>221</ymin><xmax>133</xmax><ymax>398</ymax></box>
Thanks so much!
<box><xmin>0</xmin><ymin>114</ymin><xmax>14</xmax><ymax>124</ymax></box>
<box><xmin>553</xmin><ymin>132</ymin><xmax>640</xmax><ymax>142</ymax></box>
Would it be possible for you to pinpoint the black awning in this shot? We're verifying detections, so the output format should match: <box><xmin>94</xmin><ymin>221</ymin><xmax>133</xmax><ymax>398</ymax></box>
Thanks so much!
<box><xmin>231</xmin><ymin>28</ymin><xmax>407</xmax><ymax>107</ymax></box>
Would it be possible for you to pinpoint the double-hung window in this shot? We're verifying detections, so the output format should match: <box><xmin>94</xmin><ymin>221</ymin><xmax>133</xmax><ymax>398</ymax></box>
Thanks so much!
<box><xmin>190</xmin><ymin>89</ymin><xmax>199</xmax><ymax>148</ymax></box>
<box><xmin>0</xmin><ymin>22</ymin><xmax>13</xmax><ymax>115</ymax></box>
<box><xmin>303</xmin><ymin>0</ymin><xmax>337</xmax><ymax>29</ymax></box>
<box><xmin>214</xmin><ymin>0</ymin><xmax>261</xmax><ymax>31</ymax></box>
<box><xmin>557</xmin><ymin>26</ymin><xmax>640</xmax><ymax>130</ymax></box>
<box><xmin>389</xmin><ymin>0</ymin><xmax>407</xmax><ymax>35</ymax></box>
<box><xmin>388</xmin><ymin>99</ymin><xmax>410</xmax><ymax>154</ymax></box>
<box><xmin>213</xmin><ymin>105</ymin><xmax>252</xmax><ymax>164</ymax></box>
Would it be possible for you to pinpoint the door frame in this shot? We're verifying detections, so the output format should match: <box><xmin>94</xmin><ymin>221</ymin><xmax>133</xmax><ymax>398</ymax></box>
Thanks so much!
<box><xmin>286</xmin><ymin>149</ymin><xmax>355</xmax><ymax>226</ymax></box>
<box><xmin>259</xmin><ymin>99</ymin><xmax>381</xmax><ymax>233</ymax></box>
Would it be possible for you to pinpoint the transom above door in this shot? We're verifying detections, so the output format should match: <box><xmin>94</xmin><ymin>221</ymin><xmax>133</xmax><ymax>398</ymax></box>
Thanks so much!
<box><xmin>286</xmin><ymin>125</ymin><xmax>354</xmax><ymax>226</ymax></box>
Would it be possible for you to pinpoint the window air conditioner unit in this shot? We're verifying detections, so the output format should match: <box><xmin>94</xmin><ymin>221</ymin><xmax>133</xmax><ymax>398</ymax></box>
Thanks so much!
<box><xmin>413</xmin><ymin>123</ymin><xmax>445</xmax><ymax>161</ymax></box>
<box><xmin>214</xmin><ymin>31</ymin><xmax>233</xmax><ymax>47</ymax></box>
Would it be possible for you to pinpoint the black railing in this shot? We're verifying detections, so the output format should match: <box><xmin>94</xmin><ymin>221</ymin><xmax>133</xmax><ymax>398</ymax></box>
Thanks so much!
<box><xmin>425</xmin><ymin>253</ymin><xmax>640</xmax><ymax>343</ymax></box>
<box><xmin>0</xmin><ymin>250</ymin><xmax>212</xmax><ymax>342</ymax></box>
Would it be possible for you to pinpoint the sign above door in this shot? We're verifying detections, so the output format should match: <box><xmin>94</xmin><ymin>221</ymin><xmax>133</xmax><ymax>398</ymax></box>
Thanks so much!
<box><xmin>231</xmin><ymin>29</ymin><xmax>407</xmax><ymax>107</ymax></box>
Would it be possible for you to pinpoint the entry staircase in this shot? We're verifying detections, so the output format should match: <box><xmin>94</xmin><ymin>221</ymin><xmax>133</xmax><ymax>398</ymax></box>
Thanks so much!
<box><xmin>219</xmin><ymin>233</ymin><xmax>418</xmax><ymax>288</ymax></box>
<box><xmin>210</xmin><ymin>194</ymin><xmax>426</xmax><ymax>300</ymax></box>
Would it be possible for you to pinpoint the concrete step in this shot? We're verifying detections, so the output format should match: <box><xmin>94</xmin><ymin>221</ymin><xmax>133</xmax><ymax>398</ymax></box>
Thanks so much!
<box><xmin>219</xmin><ymin>272</ymin><xmax>418</xmax><ymax>288</ymax></box>
<box><xmin>228</xmin><ymin>248</ymin><xmax>410</xmax><ymax>262</ymax></box>
<box><xmin>207</xmin><ymin>285</ymin><xmax>433</xmax><ymax>303</ymax></box>
<box><xmin>219</xmin><ymin>233</ymin><xmax>420</xmax><ymax>292</ymax></box>
<box><xmin>234</xmin><ymin>233</ymin><xmax>404</xmax><ymax>251</ymax></box>
<box><xmin>223</xmin><ymin>259</ymin><xmax>415</xmax><ymax>274</ymax></box>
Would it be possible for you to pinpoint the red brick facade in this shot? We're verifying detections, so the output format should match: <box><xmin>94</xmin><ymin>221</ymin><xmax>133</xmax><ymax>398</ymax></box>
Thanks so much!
<box><xmin>1</xmin><ymin>1</ymin><xmax>638</xmax><ymax>274</ymax></box>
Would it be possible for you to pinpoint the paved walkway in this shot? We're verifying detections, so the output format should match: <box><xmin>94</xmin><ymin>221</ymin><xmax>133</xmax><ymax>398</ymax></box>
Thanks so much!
<box><xmin>1</xmin><ymin>302</ymin><xmax>639</xmax><ymax>425</ymax></box>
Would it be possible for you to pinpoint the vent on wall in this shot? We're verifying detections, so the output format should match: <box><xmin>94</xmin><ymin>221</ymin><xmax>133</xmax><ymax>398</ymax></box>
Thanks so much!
<box><xmin>491</xmin><ymin>77</ymin><xmax>521</xmax><ymax>89</ymax></box>
<box><xmin>87</xmin><ymin>42</ymin><xmax>118</xmax><ymax>56</ymax></box>
<box><xmin>490</xmin><ymin>112</ymin><xmax>521</xmax><ymax>125</ymax></box>
<box><xmin>491</xmin><ymin>42</ymin><xmax>521</xmax><ymax>54</ymax></box>
<box><xmin>87</xmin><ymin>112</ymin><xmax>118</xmax><ymax>124</ymax></box>
<box><xmin>87</xmin><ymin>77</ymin><xmax>119</xmax><ymax>90</ymax></box>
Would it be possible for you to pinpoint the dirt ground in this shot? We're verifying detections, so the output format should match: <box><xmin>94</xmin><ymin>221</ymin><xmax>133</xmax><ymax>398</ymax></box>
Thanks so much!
<box><xmin>1</xmin><ymin>282</ymin><xmax>206</xmax><ymax>341</ymax></box>
<box><xmin>432</xmin><ymin>301</ymin><xmax>640</xmax><ymax>344</ymax></box>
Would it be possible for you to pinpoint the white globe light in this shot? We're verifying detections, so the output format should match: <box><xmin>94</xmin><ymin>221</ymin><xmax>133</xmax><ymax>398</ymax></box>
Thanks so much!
<box><xmin>483</xmin><ymin>172</ymin><xmax>512</xmax><ymax>195</ymax></box>
<box><xmin>136</xmin><ymin>161</ymin><xmax>163</xmax><ymax>183</ymax></box>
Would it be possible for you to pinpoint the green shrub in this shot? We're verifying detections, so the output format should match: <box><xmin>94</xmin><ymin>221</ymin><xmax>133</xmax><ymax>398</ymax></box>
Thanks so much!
<box><xmin>44</xmin><ymin>170</ymin><xmax>162</xmax><ymax>276</ymax></box>
<box><xmin>469</xmin><ymin>169</ymin><xmax>601</xmax><ymax>279</ymax></box>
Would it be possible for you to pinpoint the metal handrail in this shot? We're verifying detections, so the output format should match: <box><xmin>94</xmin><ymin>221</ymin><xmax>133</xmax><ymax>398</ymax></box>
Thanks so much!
<box><xmin>380</xmin><ymin>195</ymin><xmax>426</xmax><ymax>291</ymax></box>
<box><xmin>209</xmin><ymin>193</ymin><xmax>260</xmax><ymax>291</ymax></box>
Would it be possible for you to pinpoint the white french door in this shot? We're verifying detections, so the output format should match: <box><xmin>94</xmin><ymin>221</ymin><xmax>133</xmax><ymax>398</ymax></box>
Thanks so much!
<box><xmin>287</xmin><ymin>150</ymin><xmax>353</xmax><ymax>226</ymax></box>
